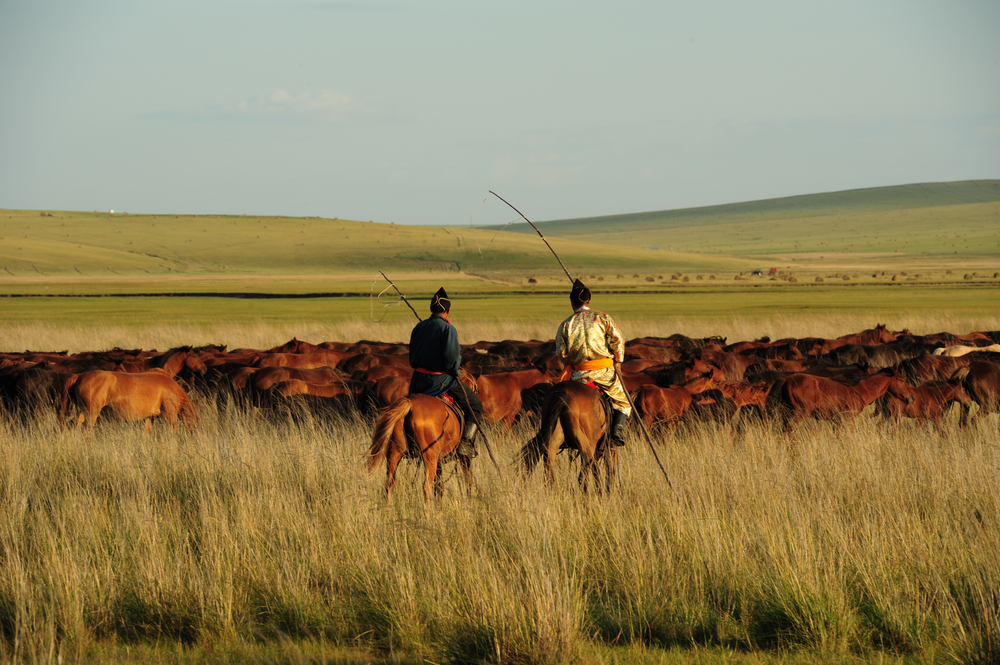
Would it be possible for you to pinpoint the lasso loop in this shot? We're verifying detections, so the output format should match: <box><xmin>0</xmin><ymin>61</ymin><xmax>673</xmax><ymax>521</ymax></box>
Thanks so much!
<box><xmin>370</xmin><ymin>277</ymin><xmax>404</xmax><ymax>323</ymax></box>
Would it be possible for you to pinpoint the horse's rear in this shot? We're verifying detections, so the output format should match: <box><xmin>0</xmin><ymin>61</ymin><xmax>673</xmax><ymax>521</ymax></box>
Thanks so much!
<box><xmin>520</xmin><ymin>381</ymin><xmax>616</xmax><ymax>493</ymax></box>
<box><xmin>365</xmin><ymin>394</ymin><xmax>466</xmax><ymax>505</ymax></box>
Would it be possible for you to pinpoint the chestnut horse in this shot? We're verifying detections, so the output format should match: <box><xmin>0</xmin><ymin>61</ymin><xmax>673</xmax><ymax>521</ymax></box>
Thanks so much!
<box><xmin>953</xmin><ymin>362</ymin><xmax>1000</xmax><ymax>429</ymax></box>
<box><xmin>519</xmin><ymin>381</ymin><xmax>617</xmax><ymax>494</ymax></box>
<box><xmin>61</xmin><ymin>369</ymin><xmax>198</xmax><ymax>431</ymax></box>
<box><xmin>767</xmin><ymin>367</ymin><xmax>910</xmax><ymax>435</ymax></box>
<box><xmin>365</xmin><ymin>392</ymin><xmax>474</xmax><ymax>505</ymax></box>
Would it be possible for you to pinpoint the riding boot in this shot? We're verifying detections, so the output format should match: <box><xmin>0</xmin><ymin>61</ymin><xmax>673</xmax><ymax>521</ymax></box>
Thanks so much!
<box><xmin>610</xmin><ymin>410</ymin><xmax>629</xmax><ymax>447</ymax></box>
<box><xmin>457</xmin><ymin>421</ymin><xmax>479</xmax><ymax>458</ymax></box>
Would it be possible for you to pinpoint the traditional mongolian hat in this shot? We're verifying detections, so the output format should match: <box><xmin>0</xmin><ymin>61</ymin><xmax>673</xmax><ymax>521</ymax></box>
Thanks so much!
<box><xmin>570</xmin><ymin>278</ymin><xmax>592</xmax><ymax>304</ymax></box>
<box><xmin>430</xmin><ymin>286</ymin><xmax>451</xmax><ymax>314</ymax></box>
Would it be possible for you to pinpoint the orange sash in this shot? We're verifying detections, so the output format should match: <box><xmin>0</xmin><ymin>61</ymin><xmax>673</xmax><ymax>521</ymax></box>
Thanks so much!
<box><xmin>559</xmin><ymin>357</ymin><xmax>614</xmax><ymax>382</ymax></box>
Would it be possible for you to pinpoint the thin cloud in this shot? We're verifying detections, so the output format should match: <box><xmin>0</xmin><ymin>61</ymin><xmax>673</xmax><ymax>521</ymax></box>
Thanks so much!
<box><xmin>238</xmin><ymin>88</ymin><xmax>358</xmax><ymax>116</ymax></box>
<box><xmin>294</xmin><ymin>1</ymin><xmax>403</xmax><ymax>12</ymax></box>
<box><xmin>145</xmin><ymin>88</ymin><xmax>363</xmax><ymax>124</ymax></box>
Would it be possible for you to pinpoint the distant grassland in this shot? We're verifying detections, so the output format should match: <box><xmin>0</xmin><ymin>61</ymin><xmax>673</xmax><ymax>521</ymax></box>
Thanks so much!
<box><xmin>0</xmin><ymin>209</ymin><xmax>737</xmax><ymax>279</ymax></box>
<box><xmin>494</xmin><ymin>180</ymin><xmax>1000</xmax><ymax>266</ymax></box>
<box><xmin>2</xmin><ymin>181</ymin><xmax>999</xmax><ymax>285</ymax></box>
<box><xmin>1</xmin><ymin>180</ymin><xmax>997</xmax><ymax>338</ymax></box>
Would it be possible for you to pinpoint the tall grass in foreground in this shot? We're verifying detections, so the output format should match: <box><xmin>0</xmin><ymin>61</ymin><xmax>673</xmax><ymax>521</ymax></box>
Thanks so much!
<box><xmin>0</xmin><ymin>403</ymin><xmax>996</xmax><ymax>663</ymax></box>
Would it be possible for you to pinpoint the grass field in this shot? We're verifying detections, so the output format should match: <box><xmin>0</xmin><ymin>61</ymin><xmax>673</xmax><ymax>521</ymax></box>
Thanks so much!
<box><xmin>1</xmin><ymin>385</ymin><xmax>996</xmax><ymax>664</ymax></box>
<box><xmin>3</xmin><ymin>182</ymin><xmax>999</xmax><ymax>289</ymax></box>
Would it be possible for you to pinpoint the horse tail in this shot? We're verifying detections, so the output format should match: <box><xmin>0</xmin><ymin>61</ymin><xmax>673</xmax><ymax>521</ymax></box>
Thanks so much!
<box><xmin>365</xmin><ymin>397</ymin><xmax>411</xmax><ymax>474</ymax></box>
<box><xmin>59</xmin><ymin>373</ymin><xmax>81</xmax><ymax>425</ymax></box>
<box><xmin>519</xmin><ymin>388</ymin><xmax>565</xmax><ymax>475</ymax></box>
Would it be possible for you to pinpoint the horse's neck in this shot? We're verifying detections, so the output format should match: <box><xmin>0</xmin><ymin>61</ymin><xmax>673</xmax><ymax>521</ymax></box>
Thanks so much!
<box><xmin>856</xmin><ymin>374</ymin><xmax>892</xmax><ymax>401</ymax></box>
<box><xmin>160</xmin><ymin>351</ymin><xmax>186</xmax><ymax>376</ymax></box>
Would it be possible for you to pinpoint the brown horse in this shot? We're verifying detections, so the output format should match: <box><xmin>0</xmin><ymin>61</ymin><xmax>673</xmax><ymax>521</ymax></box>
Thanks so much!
<box><xmin>61</xmin><ymin>369</ymin><xmax>198</xmax><ymax>431</ymax></box>
<box><xmin>874</xmin><ymin>378</ymin><xmax>970</xmax><ymax>429</ymax></box>
<box><xmin>953</xmin><ymin>362</ymin><xmax>1000</xmax><ymax>429</ymax></box>
<box><xmin>767</xmin><ymin>367</ymin><xmax>910</xmax><ymax>435</ymax></box>
<box><xmin>519</xmin><ymin>381</ymin><xmax>617</xmax><ymax>494</ymax></box>
<box><xmin>365</xmin><ymin>393</ymin><xmax>473</xmax><ymax>505</ymax></box>
<box><xmin>631</xmin><ymin>369</ymin><xmax>717</xmax><ymax>431</ymax></box>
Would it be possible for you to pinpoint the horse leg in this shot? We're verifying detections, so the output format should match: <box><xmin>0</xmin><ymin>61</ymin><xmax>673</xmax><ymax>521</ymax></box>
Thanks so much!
<box><xmin>502</xmin><ymin>412</ymin><xmax>517</xmax><ymax>433</ymax></box>
<box><xmin>460</xmin><ymin>455</ymin><xmax>473</xmax><ymax>497</ymax></box>
<box><xmin>577</xmin><ymin>454</ymin><xmax>595</xmax><ymax>495</ymax></box>
<box><xmin>433</xmin><ymin>461</ymin><xmax>445</xmax><ymax>501</ymax></box>
<box><xmin>385</xmin><ymin>448</ymin><xmax>404</xmax><ymax>504</ymax></box>
<box><xmin>163</xmin><ymin>402</ymin><xmax>180</xmax><ymax>431</ymax></box>
<box><xmin>544</xmin><ymin>420</ymin><xmax>565</xmax><ymax>488</ymax></box>
<box><xmin>423</xmin><ymin>451</ymin><xmax>439</xmax><ymax>506</ymax></box>
<box><xmin>784</xmin><ymin>409</ymin><xmax>807</xmax><ymax>438</ymax></box>
<box><xmin>84</xmin><ymin>405</ymin><xmax>101</xmax><ymax>431</ymax></box>
<box><xmin>577</xmin><ymin>433</ymin><xmax>596</xmax><ymax>495</ymax></box>
<box><xmin>604</xmin><ymin>449</ymin><xmax>618</xmax><ymax>495</ymax></box>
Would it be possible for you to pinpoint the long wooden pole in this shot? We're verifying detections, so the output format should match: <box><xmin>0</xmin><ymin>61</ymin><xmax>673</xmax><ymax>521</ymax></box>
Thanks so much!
<box><xmin>489</xmin><ymin>190</ymin><xmax>574</xmax><ymax>285</ymax></box>
<box><xmin>484</xmin><ymin>195</ymin><xmax>672</xmax><ymax>488</ymax></box>
<box><xmin>616</xmin><ymin>367</ymin><xmax>673</xmax><ymax>489</ymax></box>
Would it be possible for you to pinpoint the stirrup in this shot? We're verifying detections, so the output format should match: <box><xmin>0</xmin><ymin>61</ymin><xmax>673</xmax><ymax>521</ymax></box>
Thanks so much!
<box><xmin>457</xmin><ymin>439</ymin><xmax>478</xmax><ymax>458</ymax></box>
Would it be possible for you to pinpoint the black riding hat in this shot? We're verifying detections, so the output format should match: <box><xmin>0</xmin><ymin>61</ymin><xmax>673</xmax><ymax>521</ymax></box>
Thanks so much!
<box><xmin>571</xmin><ymin>279</ymin><xmax>592</xmax><ymax>304</ymax></box>
<box><xmin>430</xmin><ymin>287</ymin><xmax>451</xmax><ymax>314</ymax></box>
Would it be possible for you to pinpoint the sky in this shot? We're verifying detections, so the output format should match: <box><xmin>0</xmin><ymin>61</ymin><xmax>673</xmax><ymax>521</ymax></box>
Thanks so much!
<box><xmin>2</xmin><ymin>1</ymin><xmax>999</xmax><ymax>226</ymax></box>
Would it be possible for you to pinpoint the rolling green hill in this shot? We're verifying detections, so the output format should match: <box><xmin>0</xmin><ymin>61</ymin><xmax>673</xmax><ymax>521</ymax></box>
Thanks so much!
<box><xmin>491</xmin><ymin>181</ymin><xmax>1000</xmax><ymax>259</ymax></box>
<box><xmin>0</xmin><ymin>209</ymin><xmax>743</xmax><ymax>281</ymax></box>
<box><xmin>2</xmin><ymin>181</ymin><xmax>997</xmax><ymax>295</ymax></box>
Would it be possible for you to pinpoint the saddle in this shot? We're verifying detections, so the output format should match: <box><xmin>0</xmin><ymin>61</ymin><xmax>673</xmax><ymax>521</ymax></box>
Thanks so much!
<box><xmin>435</xmin><ymin>392</ymin><xmax>466</xmax><ymax>430</ymax></box>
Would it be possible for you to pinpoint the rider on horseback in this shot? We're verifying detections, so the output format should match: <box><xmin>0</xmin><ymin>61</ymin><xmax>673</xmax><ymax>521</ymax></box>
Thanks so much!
<box><xmin>556</xmin><ymin>279</ymin><xmax>631</xmax><ymax>446</ymax></box>
<box><xmin>408</xmin><ymin>287</ymin><xmax>484</xmax><ymax>458</ymax></box>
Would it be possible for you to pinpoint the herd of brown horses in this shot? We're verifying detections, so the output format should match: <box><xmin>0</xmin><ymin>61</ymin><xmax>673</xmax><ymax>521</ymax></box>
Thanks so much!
<box><xmin>2</xmin><ymin>324</ymin><xmax>999</xmax><ymax>501</ymax></box>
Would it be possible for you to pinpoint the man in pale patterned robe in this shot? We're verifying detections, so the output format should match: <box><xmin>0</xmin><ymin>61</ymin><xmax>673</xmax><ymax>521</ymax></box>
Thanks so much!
<box><xmin>555</xmin><ymin>279</ymin><xmax>631</xmax><ymax>445</ymax></box>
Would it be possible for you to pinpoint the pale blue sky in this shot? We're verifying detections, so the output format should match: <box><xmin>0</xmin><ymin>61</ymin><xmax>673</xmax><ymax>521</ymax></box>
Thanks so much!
<box><xmin>2</xmin><ymin>1</ymin><xmax>998</xmax><ymax>226</ymax></box>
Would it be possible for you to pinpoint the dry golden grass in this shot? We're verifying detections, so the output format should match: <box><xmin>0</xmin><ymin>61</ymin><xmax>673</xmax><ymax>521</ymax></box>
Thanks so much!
<box><xmin>0</xmin><ymin>317</ymin><xmax>998</xmax><ymax>663</ymax></box>
<box><xmin>1</xmin><ymin>406</ymin><xmax>996</xmax><ymax>664</ymax></box>
<box><xmin>2</xmin><ymin>311</ymin><xmax>998</xmax><ymax>355</ymax></box>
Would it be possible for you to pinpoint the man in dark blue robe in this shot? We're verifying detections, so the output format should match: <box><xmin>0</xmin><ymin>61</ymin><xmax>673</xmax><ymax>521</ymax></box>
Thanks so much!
<box><xmin>408</xmin><ymin>287</ymin><xmax>483</xmax><ymax>457</ymax></box>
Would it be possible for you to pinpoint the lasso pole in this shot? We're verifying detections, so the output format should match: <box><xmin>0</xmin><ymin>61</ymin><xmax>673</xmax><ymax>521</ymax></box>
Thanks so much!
<box><xmin>616</xmin><ymin>367</ymin><xmax>673</xmax><ymax>489</ymax></box>
<box><xmin>488</xmin><ymin>190</ymin><xmax>574</xmax><ymax>285</ymax></box>
<box><xmin>378</xmin><ymin>270</ymin><xmax>422</xmax><ymax>322</ymax></box>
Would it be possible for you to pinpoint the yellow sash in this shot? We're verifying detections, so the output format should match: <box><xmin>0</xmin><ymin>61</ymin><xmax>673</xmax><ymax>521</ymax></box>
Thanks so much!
<box><xmin>559</xmin><ymin>357</ymin><xmax>614</xmax><ymax>382</ymax></box>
